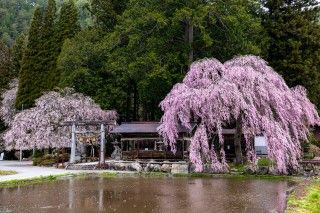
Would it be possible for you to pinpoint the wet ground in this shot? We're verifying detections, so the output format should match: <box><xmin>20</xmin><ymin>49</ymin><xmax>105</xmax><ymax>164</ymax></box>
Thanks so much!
<box><xmin>0</xmin><ymin>176</ymin><xmax>293</xmax><ymax>213</ymax></box>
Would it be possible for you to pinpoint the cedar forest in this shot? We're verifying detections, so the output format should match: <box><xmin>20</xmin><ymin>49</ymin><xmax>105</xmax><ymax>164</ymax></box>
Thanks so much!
<box><xmin>0</xmin><ymin>0</ymin><xmax>320</xmax><ymax>173</ymax></box>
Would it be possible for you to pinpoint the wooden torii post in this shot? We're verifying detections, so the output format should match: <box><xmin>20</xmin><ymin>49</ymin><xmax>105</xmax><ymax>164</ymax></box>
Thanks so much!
<box><xmin>59</xmin><ymin>120</ymin><xmax>116</xmax><ymax>165</ymax></box>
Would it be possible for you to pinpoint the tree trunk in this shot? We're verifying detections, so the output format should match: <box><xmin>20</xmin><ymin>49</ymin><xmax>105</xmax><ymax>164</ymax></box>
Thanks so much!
<box><xmin>234</xmin><ymin>119</ymin><xmax>243</xmax><ymax>164</ymax></box>
<box><xmin>185</xmin><ymin>20</ymin><xmax>194</xmax><ymax>67</ymax></box>
<box><xmin>133</xmin><ymin>83</ymin><xmax>138</xmax><ymax>121</ymax></box>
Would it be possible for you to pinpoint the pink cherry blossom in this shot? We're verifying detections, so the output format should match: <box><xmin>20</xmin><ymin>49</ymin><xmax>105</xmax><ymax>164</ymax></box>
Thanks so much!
<box><xmin>158</xmin><ymin>55</ymin><xmax>320</xmax><ymax>174</ymax></box>
<box><xmin>2</xmin><ymin>87</ymin><xmax>117</xmax><ymax>150</ymax></box>
<box><xmin>0</xmin><ymin>79</ymin><xmax>18</xmax><ymax>126</ymax></box>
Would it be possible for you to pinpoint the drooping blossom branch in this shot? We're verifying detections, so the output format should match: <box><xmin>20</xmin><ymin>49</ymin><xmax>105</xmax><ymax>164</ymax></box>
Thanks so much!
<box><xmin>3</xmin><ymin>88</ymin><xmax>117</xmax><ymax>150</ymax></box>
<box><xmin>158</xmin><ymin>55</ymin><xmax>320</xmax><ymax>174</ymax></box>
<box><xmin>0</xmin><ymin>79</ymin><xmax>18</xmax><ymax>126</ymax></box>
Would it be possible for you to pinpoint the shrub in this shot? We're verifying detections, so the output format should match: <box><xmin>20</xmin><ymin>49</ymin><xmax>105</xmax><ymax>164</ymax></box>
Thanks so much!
<box><xmin>308</xmin><ymin>133</ymin><xmax>320</xmax><ymax>148</ymax></box>
<box><xmin>39</xmin><ymin>159</ymin><xmax>55</xmax><ymax>166</ymax></box>
<box><xmin>32</xmin><ymin>157</ymin><xmax>42</xmax><ymax>166</ymax></box>
<box><xmin>257</xmin><ymin>158</ymin><xmax>274</xmax><ymax>167</ymax></box>
<box><xmin>303</xmin><ymin>153</ymin><xmax>315</xmax><ymax>160</ymax></box>
<box><xmin>33</xmin><ymin>149</ymin><xmax>44</xmax><ymax>158</ymax></box>
<box><xmin>33</xmin><ymin>153</ymin><xmax>70</xmax><ymax>166</ymax></box>
<box><xmin>309</xmin><ymin>145</ymin><xmax>320</xmax><ymax>158</ymax></box>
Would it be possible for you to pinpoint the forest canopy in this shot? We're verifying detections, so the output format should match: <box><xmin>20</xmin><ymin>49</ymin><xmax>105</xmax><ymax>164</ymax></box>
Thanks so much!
<box><xmin>0</xmin><ymin>0</ymin><xmax>318</xmax><ymax>133</ymax></box>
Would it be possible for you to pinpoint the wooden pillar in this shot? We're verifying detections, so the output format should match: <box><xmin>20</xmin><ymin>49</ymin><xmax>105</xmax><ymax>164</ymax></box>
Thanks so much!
<box><xmin>70</xmin><ymin>123</ymin><xmax>76</xmax><ymax>164</ymax></box>
<box><xmin>100</xmin><ymin>124</ymin><xmax>105</xmax><ymax>164</ymax></box>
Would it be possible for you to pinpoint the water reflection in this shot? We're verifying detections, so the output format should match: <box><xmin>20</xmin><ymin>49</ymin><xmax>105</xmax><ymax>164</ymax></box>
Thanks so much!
<box><xmin>0</xmin><ymin>176</ymin><xmax>292</xmax><ymax>213</ymax></box>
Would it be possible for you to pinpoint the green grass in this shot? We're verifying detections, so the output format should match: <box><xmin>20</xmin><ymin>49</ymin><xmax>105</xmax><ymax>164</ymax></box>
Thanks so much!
<box><xmin>0</xmin><ymin>175</ymin><xmax>62</xmax><ymax>188</ymax></box>
<box><xmin>228</xmin><ymin>163</ymin><xmax>247</xmax><ymax>173</ymax></box>
<box><xmin>173</xmin><ymin>172</ymin><xmax>295</xmax><ymax>181</ymax></box>
<box><xmin>99</xmin><ymin>172</ymin><xmax>119</xmax><ymax>177</ymax></box>
<box><xmin>99</xmin><ymin>170</ymin><xmax>295</xmax><ymax>181</ymax></box>
<box><xmin>257</xmin><ymin>158</ymin><xmax>274</xmax><ymax>167</ymax></box>
<box><xmin>287</xmin><ymin>180</ymin><xmax>320</xmax><ymax>213</ymax></box>
<box><xmin>0</xmin><ymin>173</ymin><xmax>91</xmax><ymax>188</ymax></box>
<box><xmin>0</xmin><ymin>170</ymin><xmax>17</xmax><ymax>176</ymax></box>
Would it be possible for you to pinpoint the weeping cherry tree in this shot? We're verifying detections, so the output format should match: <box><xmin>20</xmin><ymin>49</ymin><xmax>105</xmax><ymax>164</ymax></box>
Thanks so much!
<box><xmin>158</xmin><ymin>55</ymin><xmax>320</xmax><ymax>174</ymax></box>
<box><xmin>0</xmin><ymin>79</ymin><xmax>18</xmax><ymax>126</ymax></box>
<box><xmin>2</xmin><ymin>87</ymin><xmax>117</xmax><ymax>150</ymax></box>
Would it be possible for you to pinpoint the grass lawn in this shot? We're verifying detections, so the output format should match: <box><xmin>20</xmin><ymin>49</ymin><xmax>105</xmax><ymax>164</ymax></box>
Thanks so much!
<box><xmin>287</xmin><ymin>179</ymin><xmax>320</xmax><ymax>213</ymax></box>
<box><xmin>0</xmin><ymin>170</ymin><xmax>17</xmax><ymax>176</ymax></box>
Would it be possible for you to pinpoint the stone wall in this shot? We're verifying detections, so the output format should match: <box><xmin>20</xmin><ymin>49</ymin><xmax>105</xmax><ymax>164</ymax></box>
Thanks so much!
<box><xmin>67</xmin><ymin>160</ymin><xmax>189</xmax><ymax>174</ymax></box>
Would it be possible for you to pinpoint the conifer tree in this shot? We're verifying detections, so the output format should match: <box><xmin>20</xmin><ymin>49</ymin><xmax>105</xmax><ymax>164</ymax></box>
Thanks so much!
<box><xmin>0</xmin><ymin>40</ymin><xmax>12</xmax><ymax>93</ymax></box>
<box><xmin>57</xmin><ymin>0</ymin><xmax>80</xmax><ymax>42</ymax></box>
<box><xmin>54</xmin><ymin>0</ymin><xmax>81</xmax><ymax>85</ymax></box>
<box><xmin>40</xmin><ymin>0</ymin><xmax>58</xmax><ymax>91</ymax></box>
<box><xmin>16</xmin><ymin>7</ymin><xmax>43</xmax><ymax>109</ymax></box>
<box><xmin>11</xmin><ymin>34</ymin><xmax>26</xmax><ymax>77</ymax></box>
<box><xmin>262</xmin><ymin>0</ymin><xmax>320</xmax><ymax>109</ymax></box>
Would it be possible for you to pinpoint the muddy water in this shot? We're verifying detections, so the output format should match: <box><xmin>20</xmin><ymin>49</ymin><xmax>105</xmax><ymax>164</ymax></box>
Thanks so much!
<box><xmin>0</xmin><ymin>176</ymin><xmax>292</xmax><ymax>213</ymax></box>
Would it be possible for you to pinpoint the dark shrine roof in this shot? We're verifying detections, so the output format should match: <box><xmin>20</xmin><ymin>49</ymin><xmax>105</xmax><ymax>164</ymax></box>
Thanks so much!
<box><xmin>111</xmin><ymin>122</ymin><xmax>235</xmax><ymax>134</ymax></box>
<box><xmin>111</xmin><ymin>122</ymin><xmax>192</xmax><ymax>134</ymax></box>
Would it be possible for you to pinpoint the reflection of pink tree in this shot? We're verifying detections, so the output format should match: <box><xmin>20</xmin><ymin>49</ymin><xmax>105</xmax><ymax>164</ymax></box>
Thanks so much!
<box><xmin>159</xmin><ymin>55</ymin><xmax>319</xmax><ymax>173</ymax></box>
<box><xmin>3</xmin><ymin>88</ymin><xmax>117</xmax><ymax>150</ymax></box>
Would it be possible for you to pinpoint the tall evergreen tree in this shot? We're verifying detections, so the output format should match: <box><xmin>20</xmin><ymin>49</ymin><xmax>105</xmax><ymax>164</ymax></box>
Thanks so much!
<box><xmin>57</xmin><ymin>0</ymin><xmax>81</xmax><ymax>42</ymax></box>
<box><xmin>262</xmin><ymin>0</ymin><xmax>320</xmax><ymax>109</ymax></box>
<box><xmin>16</xmin><ymin>7</ymin><xmax>43</xmax><ymax>109</ymax></box>
<box><xmin>53</xmin><ymin>0</ymin><xmax>81</xmax><ymax>85</ymax></box>
<box><xmin>40</xmin><ymin>0</ymin><xmax>58</xmax><ymax>91</ymax></box>
<box><xmin>0</xmin><ymin>40</ymin><xmax>13</xmax><ymax>93</ymax></box>
<box><xmin>11</xmin><ymin>34</ymin><xmax>26</xmax><ymax>77</ymax></box>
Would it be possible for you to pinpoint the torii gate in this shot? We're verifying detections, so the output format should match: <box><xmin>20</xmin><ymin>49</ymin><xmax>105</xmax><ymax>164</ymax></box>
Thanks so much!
<box><xmin>60</xmin><ymin>120</ymin><xmax>116</xmax><ymax>165</ymax></box>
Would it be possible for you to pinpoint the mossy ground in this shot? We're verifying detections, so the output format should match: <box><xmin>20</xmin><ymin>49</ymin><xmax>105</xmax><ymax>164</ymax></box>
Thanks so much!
<box><xmin>0</xmin><ymin>173</ymin><xmax>88</xmax><ymax>188</ymax></box>
<box><xmin>0</xmin><ymin>170</ymin><xmax>17</xmax><ymax>176</ymax></box>
<box><xmin>0</xmin><ymin>175</ymin><xmax>62</xmax><ymax>188</ymax></box>
<box><xmin>99</xmin><ymin>171</ymin><xmax>295</xmax><ymax>181</ymax></box>
<box><xmin>287</xmin><ymin>179</ymin><xmax>320</xmax><ymax>213</ymax></box>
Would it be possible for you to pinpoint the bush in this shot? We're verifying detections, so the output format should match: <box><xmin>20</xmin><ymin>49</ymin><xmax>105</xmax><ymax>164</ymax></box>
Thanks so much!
<box><xmin>303</xmin><ymin>153</ymin><xmax>315</xmax><ymax>160</ymax></box>
<box><xmin>33</xmin><ymin>152</ymin><xmax>70</xmax><ymax>166</ymax></box>
<box><xmin>39</xmin><ymin>159</ymin><xmax>55</xmax><ymax>166</ymax></box>
<box><xmin>257</xmin><ymin>158</ymin><xmax>274</xmax><ymax>167</ymax></box>
<box><xmin>302</xmin><ymin>142</ymin><xmax>310</xmax><ymax>153</ymax></box>
<box><xmin>32</xmin><ymin>157</ymin><xmax>42</xmax><ymax>166</ymax></box>
<box><xmin>308</xmin><ymin>133</ymin><xmax>320</xmax><ymax>148</ymax></box>
<box><xmin>309</xmin><ymin>145</ymin><xmax>320</xmax><ymax>158</ymax></box>
<box><xmin>33</xmin><ymin>149</ymin><xmax>44</xmax><ymax>158</ymax></box>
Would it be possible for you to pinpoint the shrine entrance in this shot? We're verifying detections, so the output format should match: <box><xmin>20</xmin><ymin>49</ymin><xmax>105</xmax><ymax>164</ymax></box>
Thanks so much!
<box><xmin>60</xmin><ymin>120</ymin><xmax>116</xmax><ymax>165</ymax></box>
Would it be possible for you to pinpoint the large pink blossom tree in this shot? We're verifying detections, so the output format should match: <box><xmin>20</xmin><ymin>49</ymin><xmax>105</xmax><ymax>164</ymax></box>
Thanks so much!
<box><xmin>3</xmin><ymin>88</ymin><xmax>117</xmax><ymax>150</ymax></box>
<box><xmin>158</xmin><ymin>55</ymin><xmax>320</xmax><ymax>174</ymax></box>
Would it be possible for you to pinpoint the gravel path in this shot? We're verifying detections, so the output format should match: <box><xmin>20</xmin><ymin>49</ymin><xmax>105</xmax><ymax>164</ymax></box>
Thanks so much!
<box><xmin>0</xmin><ymin>161</ymin><xmax>120</xmax><ymax>182</ymax></box>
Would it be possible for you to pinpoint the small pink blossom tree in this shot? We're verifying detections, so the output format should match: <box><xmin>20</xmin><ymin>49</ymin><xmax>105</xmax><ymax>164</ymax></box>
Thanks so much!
<box><xmin>0</xmin><ymin>79</ymin><xmax>18</xmax><ymax>126</ymax></box>
<box><xmin>158</xmin><ymin>55</ymin><xmax>320</xmax><ymax>174</ymax></box>
<box><xmin>3</xmin><ymin>88</ymin><xmax>117</xmax><ymax>150</ymax></box>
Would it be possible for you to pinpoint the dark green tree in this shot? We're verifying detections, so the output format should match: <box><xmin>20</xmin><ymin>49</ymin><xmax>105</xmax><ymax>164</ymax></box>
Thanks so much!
<box><xmin>40</xmin><ymin>0</ymin><xmax>58</xmax><ymax>91</ymax></box>
<box><xmin>57</xmin><ymin>0</ymin><xmax>81</xmax><ymax>42</ymax></box>
<box><xmin>51</xmin><ymin>0</ymin><xmax>81</xmax><ymax>86</ymax></box>
<box><xmin>0</xmin><ymin>40</ymin><xmax>13</xmax><ymax>93</ymax></box>
<box><xmin>262</xmin><ymin>0</ymin><xmax>320</xmax><ymax>109</ymax></box>
<box><xmin>58</xmin><ymin>0</ymin><xmax>267</xmax><ymax>121</ymax></box>
<box><xmin>11</xmin><ymin>34</ymin><xmax>26</xmax><ymax>77</ymax></box>
<box><xmin>15</xmin><ymin>7</ymin><xmax>43</xmax><ymax>109</ymax></box>
<box><xmin>90</xmin><ymin>0</ymin><xmax>128</xmax><ymax>30</ymax></box>
<box><xmin>104</xmin><ymin>0</ymin><xmax>267</xmax><ymax>120</ymax></box>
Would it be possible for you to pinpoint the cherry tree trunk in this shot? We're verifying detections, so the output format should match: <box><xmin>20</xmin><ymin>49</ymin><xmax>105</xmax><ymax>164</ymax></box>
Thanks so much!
<box><xmin>234</xmin><ymin>119</ymin><xmax>243</xmax><ymax>164</ymax></box>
